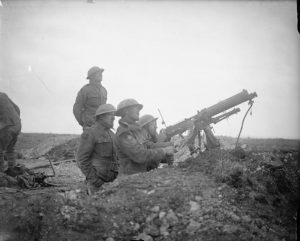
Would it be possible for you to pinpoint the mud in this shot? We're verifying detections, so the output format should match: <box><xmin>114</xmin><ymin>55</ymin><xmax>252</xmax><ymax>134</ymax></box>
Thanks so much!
<box><xmin>0</xmin><ymin>134</ymin><xmax>299</xmax><ymax>241</ymax></box>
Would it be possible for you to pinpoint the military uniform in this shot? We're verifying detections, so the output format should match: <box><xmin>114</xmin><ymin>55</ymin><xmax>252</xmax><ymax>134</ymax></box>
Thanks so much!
<box><xmin>76</xmin><ymin>122</ymin><xmax>118</xmax><ymax>191</ymax></box>
<box><xmin>73</xmin><ymin>83</ymin><xmax>107</xmax><ymax>128</ymax></box>
<box><xmin>115</xmin><ymin>119</ymin><xmax>166</xmax><ymax>175</ymax></box>
<box><xmin>0</xmin><ymin>92</ymin><xmax>21</xmax><ymax>171</ymax></box>
<box><xmin>141</xmin><ymin>128</ymin><xmax>172</xmax><ymax>149</ymax></box>
<box><xmin>139</xmin><ymin>128</ymin><xmax>174</xmax><ymax>171</ymax></box>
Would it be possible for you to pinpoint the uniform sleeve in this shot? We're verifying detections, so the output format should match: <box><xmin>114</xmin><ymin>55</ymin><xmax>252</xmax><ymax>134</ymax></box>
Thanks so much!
<box><xmin>73</xmin><ymin>88</ymin><xmax>86</xmax><ymax>126</ymax></box>
<box><xmin>100</xmin><ymin>86</ymin><xmax>107</xmax><ymax>104</ymax></box>
<box><xmin>8</xmin><ymin>98</ymin><xmax>20</xmax><ymax>116</ymax></box>
<box><xmin>76</xmin><ymin>130</ymin><xmax>95</xmax><ymax>177</ymax></box>
<box><xmin>147</xmin><ymin>141</ymin><xmax>172</xmax><ymax>149</ymax></box>
<box><xmin>118</xmin><ymin>133</ymin><xmax>165</xmax><ymax>165</ymax></box>
<box><xmin>0</xmin><ymin>94</ymin><xmax>21</xmax><ymax>129</ymax></box>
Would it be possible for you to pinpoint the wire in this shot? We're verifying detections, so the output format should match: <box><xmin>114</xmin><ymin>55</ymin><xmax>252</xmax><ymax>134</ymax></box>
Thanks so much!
<box><xmin>235</xmin><ymin>101</ymin><xmax>254</xmax><ymax>149</ymax></box>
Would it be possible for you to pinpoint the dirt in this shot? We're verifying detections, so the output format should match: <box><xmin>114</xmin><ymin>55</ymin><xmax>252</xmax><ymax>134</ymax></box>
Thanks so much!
<box><xmin>0</xmin><ymin>133</ymin><xmax>299</xmax><ymax>241</ymax></box>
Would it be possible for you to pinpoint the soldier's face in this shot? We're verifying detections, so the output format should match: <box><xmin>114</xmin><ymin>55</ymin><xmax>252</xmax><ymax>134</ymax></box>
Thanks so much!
<box><xmin>147</xmin><ymin>121</ymin><xmax>157</xmax><ymax>137</ymax></box>
<box><xmin>91</xmin><ymin>72</ymin><xmax>103</xmax><ymax>84</ymax></box>
<box><xmin>127</xmin><ymin>106</ymin><xmax>140</xmax><ymax>121</ymax></box>
<box><xmin>101</xmin><ymin>113</ymin><xmax>115</xmax><ymax>128</ymax></box>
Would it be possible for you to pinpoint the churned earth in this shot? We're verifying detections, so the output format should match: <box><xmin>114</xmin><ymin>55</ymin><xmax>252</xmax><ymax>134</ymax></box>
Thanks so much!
<box><xmin>0</xmin><ymin>133</ymin><xmax>299</xmax><ymax>241</ymax></box>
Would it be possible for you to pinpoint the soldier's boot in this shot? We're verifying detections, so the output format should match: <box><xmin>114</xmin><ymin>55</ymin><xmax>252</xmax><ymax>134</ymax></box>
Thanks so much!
<box><xmin>0</xmin><ymin>152</ymin><xmax>6</xmax><ymax>172</ymax></box>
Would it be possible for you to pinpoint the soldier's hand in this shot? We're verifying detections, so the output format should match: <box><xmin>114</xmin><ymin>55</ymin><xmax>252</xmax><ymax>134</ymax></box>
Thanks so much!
<box><xmin>157</xmin><ymin>129</ymin><xmax>168</xmax><ymax>142</ymax></box>
<box><xmin>162</xmin><ymin>146</ymin><xmax>175</xmax><ymax>155</ymax></box>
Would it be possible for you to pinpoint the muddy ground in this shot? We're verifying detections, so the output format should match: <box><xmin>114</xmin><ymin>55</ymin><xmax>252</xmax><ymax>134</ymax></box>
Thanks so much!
<box><xmin>0</xmin><ymin>133</ymin><xmax>299</xmax><ymax>241</ymax></box>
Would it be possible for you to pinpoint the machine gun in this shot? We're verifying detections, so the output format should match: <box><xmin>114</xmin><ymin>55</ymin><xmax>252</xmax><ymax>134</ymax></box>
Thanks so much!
<box><xmin>159</xmin><ymin>89</ymin><xmax>257</xmax><ymax>152</ymax></box>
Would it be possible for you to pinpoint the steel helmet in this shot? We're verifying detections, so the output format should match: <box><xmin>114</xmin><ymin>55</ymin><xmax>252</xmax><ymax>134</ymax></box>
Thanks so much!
<box><xmin>115</xmin><ymin>98</ymin><xmax>143</xmax><ymax>117</ymax></box>
<box><xmin>138</xmin><ymin>114</ymin><xmax>158</xmax><ymax>127</ymax></box>
<box><xmin>87</xmin><ymin>66</ymin><xmax>104</xmax><ymax>79</ymax></box>
<box><xmin>95</xmin><ymin>104</ymin><xmax>116</xmax><ymax>117</ymax></box>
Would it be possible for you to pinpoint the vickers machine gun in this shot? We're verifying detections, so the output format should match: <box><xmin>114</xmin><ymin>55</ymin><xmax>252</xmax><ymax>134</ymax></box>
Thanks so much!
<box><xmin>158</xmin><ymin>89</ymin><xmax>257</xmax><ymax>152</ymax></box>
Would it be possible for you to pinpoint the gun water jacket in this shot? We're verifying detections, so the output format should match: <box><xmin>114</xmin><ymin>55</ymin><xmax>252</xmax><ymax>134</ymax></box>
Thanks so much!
<box><xmin>115</xmin><ymin>119</ymin><xmax>166</xmax><ymax>175</ymax></box>
<box><xmin>73</xmin><ymin>83</ymin><xmax>107</xmax><ymax>128</ymax></box>
<box><xmin>76</xmin><ymin>122</ymin><xmax>118</xmax><ymax>184</ymax></box>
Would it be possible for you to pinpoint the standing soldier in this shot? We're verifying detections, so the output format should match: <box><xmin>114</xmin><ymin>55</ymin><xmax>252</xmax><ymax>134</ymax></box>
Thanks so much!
<box><xmin>115</xmin><ymin>99</ymin><xmax>174</xmax><ymax>175</ymax></box>
<box><xmin>73</xmin><ymin>66</ymin><xmax>107</xmax><ymax>129</ymax></box>
<box><xmin>0</xmin><ymin>92</ymin><xmax>21</xmax><ymax>172</ymax></box>
<box><xmin>76</xmin><ymin>103</ymin><xmax>118</xmax><ymax>195</ymax></box>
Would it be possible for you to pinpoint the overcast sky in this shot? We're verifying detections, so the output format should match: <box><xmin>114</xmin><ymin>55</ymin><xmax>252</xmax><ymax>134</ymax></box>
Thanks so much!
<box><xmin>0</xmin><ymin>0</ymin><xmax>299</xmax><ymax>139</ymax></box>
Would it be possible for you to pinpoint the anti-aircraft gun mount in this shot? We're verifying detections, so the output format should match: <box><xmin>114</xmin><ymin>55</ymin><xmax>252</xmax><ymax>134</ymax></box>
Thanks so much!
<box><xmin>158</xmin><ymin>89</ymin><xmax>257</xmax><ymax>153</ymax></box>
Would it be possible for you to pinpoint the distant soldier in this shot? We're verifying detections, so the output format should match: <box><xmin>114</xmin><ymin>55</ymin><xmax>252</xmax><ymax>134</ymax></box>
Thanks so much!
<box><xmin>138</xmin><ymin>114</ymin><xmax>174</xmax><ymax>170</ymax></box>
<box><xmin>76</xmin><ymin>104</ymin><xmax>118</xmax><ymax>195</ymax></box>
<box><xmin>73</xmin><ymin>66</ymin><xmax>107</xmax><ymax>129</ymax></box>
<box><xmin>115</xmin><ymin>99</ymin><xmax>175</xmax><ymax>175</ymax></box>
<box><xmin>0</xmin><ymin>92</ymin><xmax>21</xmax><ymax>172</ymax></box>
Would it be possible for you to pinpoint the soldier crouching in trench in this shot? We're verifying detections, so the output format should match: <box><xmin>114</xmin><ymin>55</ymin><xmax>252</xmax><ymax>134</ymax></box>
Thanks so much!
<box><xmin>137</xmin><ymin>114</ymin><xmax>174</xmax><ymax>171</ymax></box>
<box><xmin>76</xmin><ymin>103</ymin><xmax>118</xmax><ymax>195</ymax></box>
<box><xmin>0</xmin><ymin>92</ymin><xmax>21</xmax><ymax>173</ymax></box>
<box><xmin>114</xmin><ymin>99</ymin><xmax>175</xmax><ymax>176</ymax></box>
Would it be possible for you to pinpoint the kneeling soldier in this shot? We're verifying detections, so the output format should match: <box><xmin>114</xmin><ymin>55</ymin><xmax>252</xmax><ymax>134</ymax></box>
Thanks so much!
<box><xmin>76</xmin><ymin>103</ymin><xmax>118</xmax><ymax>195</ymax></box>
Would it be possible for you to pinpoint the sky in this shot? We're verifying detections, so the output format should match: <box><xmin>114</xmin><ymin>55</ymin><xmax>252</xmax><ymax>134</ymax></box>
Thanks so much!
<box><xmin>0</xmin><ymin>0</ymin><xmax>299</xmax><ymax>139</ymax></box>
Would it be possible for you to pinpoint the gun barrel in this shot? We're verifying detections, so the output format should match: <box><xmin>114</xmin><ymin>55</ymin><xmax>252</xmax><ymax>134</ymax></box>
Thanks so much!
<box><xmin>205</xmin><ymin>89</ymin><xmax>257</xmax><ymax>117</ymax></box>
<box><xmin>210</xmin><ymin>108</ymin><xmax>240</xmax><ymax>124</ymax></box>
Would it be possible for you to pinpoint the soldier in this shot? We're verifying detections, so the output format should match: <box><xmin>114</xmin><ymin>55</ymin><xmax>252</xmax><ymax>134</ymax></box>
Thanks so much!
<box><xmin>0</xmin><ymin>92</ymin><xmax>21</xmax><ymax>172</ymax></box>
<box><xmin>138</xmin><ymin>114</ymin><xmax>174</xmax><ymax>170</ymax></box>
<box><xmin>76</xmin><ymin>103</ymin><xmax>118</xmax><ymax>195</ymax></box>
<box><xmin>115</xmin><ymin>99</ymin><xmax>175</xmax><ymax>175</ymax></box>
<box><xmin>138</xmin><ymin>114</ymin><xmax>172</xmax><ymax>149</ymax></box>
<box><xmin>73</xmin><ymin>66</ymin><xmax>107</xmax><ymax>129</ymax></box>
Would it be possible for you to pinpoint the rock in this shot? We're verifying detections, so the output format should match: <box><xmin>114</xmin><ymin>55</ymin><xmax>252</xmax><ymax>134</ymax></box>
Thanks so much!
<box><xmin>166</xmin><ymin>209</ymin><xmax>178</xmax><ymax>225</ymax></box>
<box><xmin>159</xmin><ymin>211</ymin><xmax>166</xmax><ymax>219</ymax></box>
<box><xmin>150</xmin><ymin>206</ymin><xmax>160</xmax><ymax>212</ymax></box>
<box><xmin>241</xmin><ymin>215</ymin><xmax>251</xmax><ymax>223</ymax></box>
<box><xmin>133</xmin><ymin>223</ymin><xmax>140</xmax><ymax>231</ymax></box>
<box><xmin>269</xmin><ymin>159</ymin><xmax>284</xmax><ymax>169</ymax></box>
<box><xmin>134</xmin><ymin>233</ymin><xmax>153</xmax><ymax>241</ymax></box>
<box><xmin>223</xmin><ymin>224</ymin><xmax>241</xmax><ymax>233</ymax></box>
<box><xmin>106</xmin><ymin>238</ymin><xmax>115</xmax><ymax>241</ymax></box>
<box><xmin>186</xmin><ymin>219</ymin><xmax>201</xmax><ymax>234</ymax></box>
<box><xmin>249</xmin><ymin>192</ymin><xmax>268</xmax><ymax>204</ymax></box>
<box><xmin>189</xmin><ymin>201</ymin><xmax>200</xmax><ymax>212</ymax></box>
<box><xmin>146</xmin><ymin>213</ymin><xmax>158</xmax><ymax>223</ymax></box>
<box><xmin>241</xmin><ymin>144</ymin><xmax>248</xmax><ymax>149</ymax></box>
<box><xmin>160</xmin><ymin>225</ymin><xmax>169</xmax><ymax>236</ymax></box>
<box><xmin>215</xmin><ymin>213</ymin><xmax>224</xmax><ymax>221</ymax></box>
<box><xmin>255</xmin><ymin>194</ymin><xmax>268</xmax><ymax>204</ymax></box>
<box><xmin>144</xmin><ymin>224</ymin><xmax>160</xmax><ymax>237</ymax></box>
<box><xmin>195</xmin><ymin>195</ymin><xmax>202</xmax><ymax>201</ymax></box>
<box><xmin>225</xmin><ymin>211</ymin><xmax>241</xmax><ymax>222</ymax></box>
<box><xmin>65</xmin><ymin>190</ymin><xmax>77</xmax><ymax>200</ymax></box>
